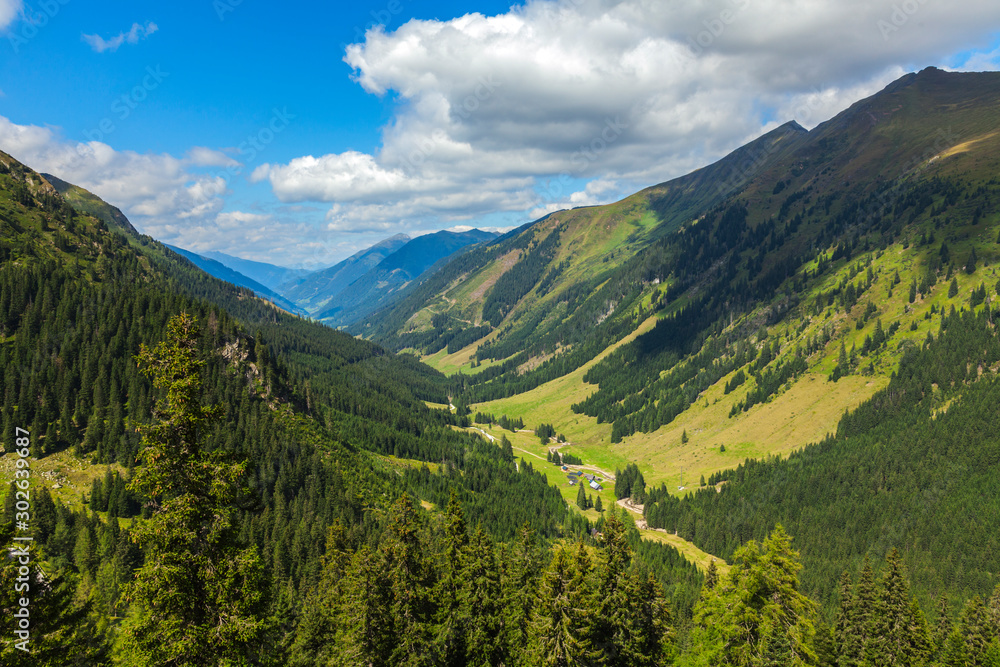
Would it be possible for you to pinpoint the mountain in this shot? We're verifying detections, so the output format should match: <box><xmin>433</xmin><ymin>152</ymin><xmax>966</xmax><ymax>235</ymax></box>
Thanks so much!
<box><xmin>41</xmin><ymin>171</ymin><xmax>138</xmax><ymax>235</ymax></box>
<box><xmin>199</xmin><ymin>249</ymin><xmax>310</xmax><ymax>291</ymax></box>
<box><xmin>5</xmin><ymin>146</ymin><xmax>659</xmax><ymax>661</ymax></box>
<box><xmin>349</xmin><ymin>120</ymin><xmax>807</xmax><ymax>346</ymax></box>
<box><xmin>4</xmin><ymin>67</ymin><xmax>1000</xmax><ymax>664</ymax></box>
<box><xmin>278</xmin><ymin>233</ymin><xmax>410</xmax><ymax>314</ymax></box>
<box><xmin>307</xmin><ymin>228</ymin><xmax>499</xmax><ymax>327</ymax></box>
<box><xmin>164</xmin><ymin>243</ymin><xmax>306</xmax><ymax>315</ymax></box>
<box><xmin>356</xmin><ymin>66</ymin><xmax>1000</xmax><ymax>607</ymax></box>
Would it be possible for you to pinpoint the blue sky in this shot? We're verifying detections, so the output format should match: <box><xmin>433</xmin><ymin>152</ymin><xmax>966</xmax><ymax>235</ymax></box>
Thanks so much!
<box><xmin>1</xmin><ymin>0</ymin><xmax>999</xmax><ymax>267</ymax></box>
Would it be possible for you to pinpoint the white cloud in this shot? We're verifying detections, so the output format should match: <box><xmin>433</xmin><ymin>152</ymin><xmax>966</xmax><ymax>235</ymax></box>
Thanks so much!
<box><xmin>954</xmin><ymin>46</ymin><xmax>1000</xmax><ymax>72</ymax></box>
<box><xmin>0</xmin><ymin>0</ymin><xmax>21</xmax><ymax>30</ymax></box>
<box><xmin>186</xmin><ymin>146</ymin><xmax>241</xmax><ymax>168</ymax></box>
<box><xmin>257</xmin><ymin>0</ymin><xmax>1000</xmax><ymax>233</ymax></box>
<box><xmin>0</xmin><ymin>114</ymin><xmax>227</xmax><ymax>226</ymax></box>
<box><xmin>82</xmin><ymin>21</ymin><xmax>158</xmax><ymax>53</ymax></box>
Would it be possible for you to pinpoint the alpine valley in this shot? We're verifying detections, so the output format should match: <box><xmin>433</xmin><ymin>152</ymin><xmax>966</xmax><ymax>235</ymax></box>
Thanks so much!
<box><xmin>3</xmin><ymin>66</ymin><xmax>1000</xmax><ymax>666</ymax></box>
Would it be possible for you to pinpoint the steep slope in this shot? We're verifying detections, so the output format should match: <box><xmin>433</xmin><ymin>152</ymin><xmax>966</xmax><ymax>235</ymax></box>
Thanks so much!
<box><xmin>351</xmin><ymin>122</ymin><xmax>806</xmax><ymax>352</ymax></box>
<box><xmin>316</xmin><ymin>228</ymin><xmax>498</xmax><ymax>327</ymax></box>
<box><xmin>6</xmin><ymin>147</ymin><xmax>652</xmax><ymax>661</ymax></box>
<box><xmin>279</xmin><ymin>233</ymin><xmax>410</xmax><ymax>314</ymax></box>
<box><xmin>348</xmin><ymin>68</ymin><xmax>1000</xmax><ymax>608</ymax></box>
<box><xmin>42</xmin><ymin>171</ymin><xmax>139</xmax><ymax>235</ymax></box>
<box><xmin>200</xmin><ymin>249</ymin><xmax>309</xmax><ymax>291</ymax></box>
<box><xmin>165</xmin><ymin>243</ymin><xmax>305</xmax><ymax>314</ymax></box>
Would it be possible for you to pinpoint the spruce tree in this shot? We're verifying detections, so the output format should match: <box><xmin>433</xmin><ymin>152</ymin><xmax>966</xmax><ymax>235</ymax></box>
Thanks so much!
<box><xmin>814</xmin><ymin>619</ymin><xmax>838</xmax><ymax>667</ymax></box>
<box><xmin>938</xmin><ymin>628</ymin><xmax>970</xmax><ymax>667</ymax></box>
<box><xmin>383</xmin><ymin>494</ymin><xmax>437</xmax><ymax>667</ymax></box>
<box><xmin>959</xmin><ymin>595</ymin><xmax>992</xmax><ymax>664</ymax></box>
<box><xmin>576</xmin><ymin>482</ymin><xmax>588</xmax><ymax>510</ymax></box>
<box><xmin>933</xmin><ymin>592</ymin><xmax>952</xmax><ymax>660</ymax></box>
<box><xmin>463</xmin><ymin>526</ymin><xmax>504</xmax><ymax>666</ymax></box>
<box><xmin>333</xmin><ymin>545</ymin><xmax>393</xmax><ymax>666</ymax></box>
<box><xmin>437</xmin><ymin>490</ymin><xmax>469</xmax><ymax>665</ymax></box>
<box><xmin>866</xmin><ymin>549</ymin><xmax>932</xmax><ymax>666</ymax></box>
<box><xmin>531</xmin><ymin>546</ymin><xmax>597</xmax><ymax>666</ymax></box>
<box><xmin>965</xmin><ymin>247</ymin><xmax>978</xmax><ymax>274</ymax></box>
<box><xmin>704</xmin><ymin>560</ymin><xmax>719</xmax><ymax>591</ymax></box>
<box><xmin>502</xmin><ymin>523</ymin><xmax>540</xmax><ymax>659</ymax></box>
<box><xmin>117</xmin><ymin>313</ymin><xmax>269</xmax><ymax>665</ymax></box>
<box><xmin>689</xmin><ymin>525</ymin><xmax>816</xmax><ymax>666</ymax></box>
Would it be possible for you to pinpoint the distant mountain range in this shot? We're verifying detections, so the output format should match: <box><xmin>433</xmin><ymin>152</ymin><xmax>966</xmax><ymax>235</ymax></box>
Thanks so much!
<box><xmin>309</xmin><ymin>229</ymin><xmax>498</xmax><ymax>327</ymax></box>
<box><xmin>163</xmin><ymin>245</ymin><xmax>306</xmax><ymax>315</ymax></box>
<box><xmin>159</xmin><ymin>229</ymin><xmax>499</xmax><ymax>328</ymax></box>
<box><xmin>199</xmin><ymin>250</ymin><xmax>310</xmax><ymax>291</ymax></box>
<box><xmin>278</xmin><ymin>233</ymin><xmax>411</xmax><ymax>315</ymax></box>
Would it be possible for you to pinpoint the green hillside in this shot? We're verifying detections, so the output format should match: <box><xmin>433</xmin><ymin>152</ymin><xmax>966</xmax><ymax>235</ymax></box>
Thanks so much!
<box><xmin>356</xmin><ymin>66</ymin><xmax>1000</xmax><ymax>609</ymax></box>
<box><xmin>1</xmin><ymin>148</ymin><xmax>706</xmax><ymax>662</ymax></box>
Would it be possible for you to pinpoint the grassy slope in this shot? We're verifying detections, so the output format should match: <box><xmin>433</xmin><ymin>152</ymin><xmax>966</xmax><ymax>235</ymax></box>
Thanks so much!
<box><xmin>393</xmin><ymin>125</ymin><xmax>806</xmax><ymax>350</ymax></box>
<box><xmin>411</xmin><ymin>70</ymin><xmax>1000</xmax><ymax>571</ymax></box>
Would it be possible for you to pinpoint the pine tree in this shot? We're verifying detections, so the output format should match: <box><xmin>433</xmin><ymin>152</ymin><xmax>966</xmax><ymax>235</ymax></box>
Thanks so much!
<box><xmin>437</xmin><ymin>490</ymin><xmax>469</xmax><ymax>665</ymax></box>
<box><xmin>502</xmin><ymin>523</ymin><xmax>540</xmax><ymax>660</ymax></box>
<box><xmin>681</xmin><ymin>429</ymin><xmax>689</xmax><ymax>444</ymax></box>
<box><xmin>383</xmin><ymin>494</ymin><xmax>437</xmax><ymax>667</ymax></box>
<box><xmin>594</xmin><ymin>496</ymin><xmax>604</xmax><ymax>513</ymax></box>
<box><xmin>689</xmin><ymin>525</ymin><xmax>816</xmax><ymax>666</ymax></box>
<box><xmin>704</xmin><ymin>560</ymin><xmax>719</xmax><ymax>591</ymax></box>
<box><xmin>909</xmin><ymin>279</ymin><xmax>917</xmax><ymax>303</ymax></box>
<box><xmin>576</xmin><ymin>482</ymin><xmax>588</xmax><ymax>511</ymax></box>
<box><xmin>463</xmin><ymin>526</ymin><xmax>504</xmax><ymax>666</ymax></box>
<box><xmin>531</xmin><ymin>546</ymin><xmax>598</xmax><ymax>666</ymax></box>
<box><xmin>117</xmin><ymin>313</ymin><xmax>270</xmax><ymax>666</ymax></box>
<box><xmin>333</xmin><ymin>545</ymin><xmax>393</xmax><ymax>667</ymax></box>
<box><xmin>949</xmin><ymin>277</ymin><xmax>959</xmax><ymax>298</ymax></box>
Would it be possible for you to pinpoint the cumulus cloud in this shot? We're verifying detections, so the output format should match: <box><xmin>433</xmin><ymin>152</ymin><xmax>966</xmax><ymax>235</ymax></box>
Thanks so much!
<box><xmin>82</xmin><ymin>21</ymin><xmax>158</xmax><ymax>53</ymax></box>
<box><xmin>258</xmin><ymin>0</ymin><xmax>1000</xmax><ymax>233</ymax></box>
<box><xmin>0</xmin><ymin>0</ymin><xmax>21</xmax><ymax>30</ymax></box>
<box><xmin>186</xmin><ymin>146</ymin><xmax>241</xmax><ymax>168</ymax></box>
<box><xmin>954</xmin><ymin>46</ymin><xmax>1000</xmax><ymax>72</ymax></box>
<box><xmin>0</xmin><ymin>114</ymin><xmax>228</xmax><ymax>225</ymax></box>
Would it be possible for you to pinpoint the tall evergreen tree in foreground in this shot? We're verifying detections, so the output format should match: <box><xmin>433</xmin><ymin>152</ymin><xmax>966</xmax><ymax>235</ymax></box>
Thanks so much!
<box><xmin>687</xmin><ymin>525</ymin><xmax>816</xmax><ymax>666</ymax></box>
<box><xmin>116</xmin><ymin>313</ymin><xmax>270</xmax><ymax>666</ymax></box>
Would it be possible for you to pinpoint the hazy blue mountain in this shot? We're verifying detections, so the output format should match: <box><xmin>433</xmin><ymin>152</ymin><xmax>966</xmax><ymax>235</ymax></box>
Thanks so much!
<box><xmin>200</xmin><ymin>249</ymin><xmax>310</xmax><ymax>291</ymax></box>
<box><xmin>278</xmin><ymin>233</ymin><xmax>411</xmax><ymax>314</ymax></box>
<box><xmin>314</xmin><ymin>229</ymin><xmax>499</xmax><ymax>326</ymax></box>
<box><xmin>165</xmin><ymin>244</ymin><xmax>306</xmax><ymax>315</ymax></box>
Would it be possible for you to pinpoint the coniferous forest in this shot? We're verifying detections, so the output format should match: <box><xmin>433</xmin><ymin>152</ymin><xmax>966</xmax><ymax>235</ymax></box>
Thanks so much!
<box><xmin>5</xmin><ymin>66</ymin><xmax>1000</xmax><ymax>666</ymax></box>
